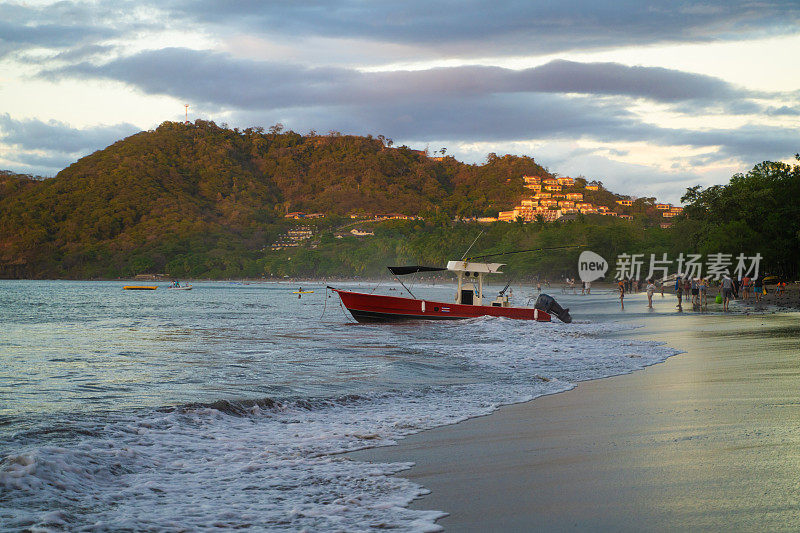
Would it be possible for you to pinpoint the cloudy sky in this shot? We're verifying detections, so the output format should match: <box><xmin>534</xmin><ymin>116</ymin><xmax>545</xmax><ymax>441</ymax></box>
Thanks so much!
<box><xmin>1</xmin><ymin>1</ymin><xmax>798</xmax><ymax>201</ymax></box>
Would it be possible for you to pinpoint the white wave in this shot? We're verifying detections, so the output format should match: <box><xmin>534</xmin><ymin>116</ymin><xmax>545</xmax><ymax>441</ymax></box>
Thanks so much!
<box><xmin>1</xmin><ymin>318</ymin><xmax>678</xmax><ymax>532</ymax></box>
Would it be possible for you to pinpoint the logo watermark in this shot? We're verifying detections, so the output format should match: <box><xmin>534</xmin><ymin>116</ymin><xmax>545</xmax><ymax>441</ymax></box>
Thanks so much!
<box><xmin>578</xmin><ymin>251</ymin><xmax>762</xmax><ymax>281</ymax></box>
<box><xmin>578</xmin><ymin>250</ymin><xmax>608</xmax><ymax>283</ymax></box>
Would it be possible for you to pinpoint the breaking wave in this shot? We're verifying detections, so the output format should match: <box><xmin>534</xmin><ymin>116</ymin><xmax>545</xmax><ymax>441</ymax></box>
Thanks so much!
<box><xmin>1</xmin><ymin>314</ymin><xmax>678</xmax><ymax>532</ymax></box>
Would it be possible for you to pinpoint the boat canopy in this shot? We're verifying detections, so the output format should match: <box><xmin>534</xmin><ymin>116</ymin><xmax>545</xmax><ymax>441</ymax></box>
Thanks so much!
<box><xmin>446</xmin><ymin>261</ymin><xmax>505</xmax><ymax>274</ymax></box>
<box><xmin>387</xmin><ymin>265</ymin><xmax>447</xmax><ymax>276</ymax></box>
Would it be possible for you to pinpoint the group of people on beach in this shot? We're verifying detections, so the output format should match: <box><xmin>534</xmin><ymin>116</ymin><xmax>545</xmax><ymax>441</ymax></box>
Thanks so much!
<box><xmin>561</xmin><ymin>278</ymin><xmax>593</xmax><ymax>295</ymax></box>
<box><xmin>671</xmin><ymin>276</ymin><xmax>724</xmax><ymax>311</ymax></box>
<box><xmin>536</xmin><ymin>278</ymin><xmax>551</xmax><ymax>294</ymax></box>
<box><xmin>616</xmin><ymin>277</ymin><xmax>663</xmax><ymax>310</ymax></box>
<box><xmin>615</xmin><ymin>274</ymin><xmax>787</xmax><ymax>311</ymax></box>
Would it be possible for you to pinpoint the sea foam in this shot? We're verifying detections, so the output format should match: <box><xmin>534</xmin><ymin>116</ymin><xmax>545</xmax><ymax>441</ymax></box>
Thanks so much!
<box><xmin>1</xmin><ymin>314</ymin><xmax>677</xmax><ymax>532</ymax></box>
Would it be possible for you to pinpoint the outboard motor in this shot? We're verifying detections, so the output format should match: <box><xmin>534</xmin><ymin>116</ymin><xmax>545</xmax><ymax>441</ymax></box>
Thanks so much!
<box><xmin>534</xmin><ymin>293</ymin><xmax>572</xmax><ymax>323</ymax></box>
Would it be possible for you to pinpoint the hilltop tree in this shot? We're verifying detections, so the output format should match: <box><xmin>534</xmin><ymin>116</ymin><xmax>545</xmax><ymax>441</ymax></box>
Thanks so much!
<box><xmin>679</xmin><ymin>157</ymin><xmax>800</xmax><ymax>277</ymax></box>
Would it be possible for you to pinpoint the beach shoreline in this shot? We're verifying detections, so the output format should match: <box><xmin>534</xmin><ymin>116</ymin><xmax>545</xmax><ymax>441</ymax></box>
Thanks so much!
<box><xmin>347</xmin><ymin>298</ymin><xmax>800</xmax><ymax>531</ymax></box>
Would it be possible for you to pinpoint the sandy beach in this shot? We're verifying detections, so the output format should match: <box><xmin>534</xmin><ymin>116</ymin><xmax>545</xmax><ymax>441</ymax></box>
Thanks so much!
<box><xmin>348</xmin><ymin>296</ymin><xmax>800</xmax><ymax>531</ymax></box>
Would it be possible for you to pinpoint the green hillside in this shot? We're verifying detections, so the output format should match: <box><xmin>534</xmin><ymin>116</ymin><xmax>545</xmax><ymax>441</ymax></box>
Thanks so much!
<box><xmin>0</xmin><ymin>121</ymin><xmax>549</xmax><ymax>278</ymax></box>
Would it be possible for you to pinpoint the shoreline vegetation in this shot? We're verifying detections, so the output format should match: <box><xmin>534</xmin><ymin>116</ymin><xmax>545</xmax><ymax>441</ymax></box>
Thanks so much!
<box><xmin>0</xmin><ymin>122</ymin><xmax>797</xmax><ymax>280</ymax></box>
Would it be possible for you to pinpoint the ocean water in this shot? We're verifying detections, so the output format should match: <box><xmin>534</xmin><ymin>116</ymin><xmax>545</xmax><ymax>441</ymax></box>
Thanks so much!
<box><xmin>0</xmin><ymin>280</ymin><xmax>678</xmax><ymax>531</ymax></box>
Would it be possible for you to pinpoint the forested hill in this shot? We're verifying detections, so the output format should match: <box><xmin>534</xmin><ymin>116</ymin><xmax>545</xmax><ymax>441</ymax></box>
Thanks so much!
<box><xmin>0</xmin><ymin>120</ymin><xmax>549</xmax><ymax>278</ymax></box>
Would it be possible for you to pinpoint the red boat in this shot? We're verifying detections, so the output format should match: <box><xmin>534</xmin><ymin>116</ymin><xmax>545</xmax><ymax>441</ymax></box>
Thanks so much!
<box><xmin>330</xmin><ymin>261</ymin><xmax>572</xmax><ymax>323</ymax></box>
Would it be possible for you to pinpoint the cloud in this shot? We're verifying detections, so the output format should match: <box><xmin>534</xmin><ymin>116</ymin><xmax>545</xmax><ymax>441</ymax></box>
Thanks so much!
<box><xmin>279</xmin><ymin>94</ymin><xmax>634</xmax><ymax>142</ymax></box>
<box><xmin>40</xmin><ymin>44</ymin><xmax>798</xmax><ymax>168</ymax></box>
<box><xmin>7</xmin><ymin>0</ymin><xmax>796</xmax><ymax>71</ymax></box>
<box><xmin>45</xmin><ymin>48</ymin><xmax>757</xmax><ymax>110</ymax></box>
<box><xmin>0</xmin><ymin>1</ymin><xmax>158</xmax><ymax>60</ymax></box>
<box><xmin>0</xmin><ymin>20</ymin><xmax>113</xmax><ymax>59</ymax></box>
<box><xmin>516</xmin><ymin>60</ymin><xmax>749</xmax><ymax>102</ymax></box>
<box><xmin>0</xmin><ymin>114</ymin><xmax>140</xmax><ymax>172</ymax></box>
<box><xmin>169</xmin><ymin>0</ymin><xmax>800</xmax><ymax>57</ymax></box>
<box><xmin>0</xmin><ymin>3</ymin><xmax>114</xmax><ymax>57</ymax></box>
<box><xmin>43</xmin><ymin>46</ymin><xmax>798</xmax><ymax>165</ymax></box>
<box><xmin>677</xmin><ymin>125</ymin><xmax>799</xmax><ymax>162</ymax></box>
<box><xmin>766</xmin><ymin>105</ymin><xmax>800</xmax><ymax>116</ymax></box>
<box><xmin>6</xmin><ymin>0</ymin><xmax>795</xmax><ymax>68</ymax></box>
<box><xmin>2</xmin><ymin>150</ymin><xmax>76</xmax><ymax>172</ymax></box>
<box><xmin>51</xmin><ymin>44</ymin><xmax>118</xmax><ymax>63</ymax></box>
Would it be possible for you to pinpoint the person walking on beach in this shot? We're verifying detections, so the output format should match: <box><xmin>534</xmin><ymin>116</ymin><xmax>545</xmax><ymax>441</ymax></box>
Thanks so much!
<box><xmin>691</xmin><ymin>277</ymin><xmax>699</xmax><ymax>307</ymax></box>
<box><xmin>618</xmin><ymin>278</ymin><xmax>626</xmax><ymax>309</ymax></box>
<box><xmin>646</xmin><ymin>279</ymin><xmax>656</xmax><ymax>308</ymax></box>
<box><xmin>741</xmin><ymin>275</ymin><xmax>751</xmax><ymax>302</ymax></box>
<box><xmin>658</xmin><ymin>278</ymin><xmax>664</xmax><ymax>297</ymax></box>
<box><xmin>564</xmin><ymin>278</ymin><xmax>575</xmax><ymax>294</ymax></box>
<box><xmin>753</xmin><ymin>276</ymin><xmax>762</xmax><ymax>303</ymax></box>
<box><xmin>721</xmin><ymin>275</ymin><xmax>735</xmax><ymax>311</ymax></box>
<box><xmin>675</xmin><ymin>276</ymin><xmax>683</xmax><ymax>310</ymax></box>
<box><xmin>586</xmin><ymin>281</ymin><xmax>591</xmax><ymax>294</ymax></box>
<box><xmin>699</xmin><ymin>277</ymin><xmax>708</xmax><ymax>308</ymax></box>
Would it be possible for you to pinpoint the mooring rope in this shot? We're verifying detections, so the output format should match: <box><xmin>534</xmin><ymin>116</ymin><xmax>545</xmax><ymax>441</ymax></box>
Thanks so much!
<box><xmin>320</xmin><ymin>286</ymin><xmax>329</xmax><ymax>319</ymax></box>
<box><xmin>370</xmin><ymin>277</ymin><xmax>385</xmax><ymax>294</ymax></box>
<box><xmin>338</xmin><ymin>299</ymin><xmax>350</xmax><ymax>321</ymax></box>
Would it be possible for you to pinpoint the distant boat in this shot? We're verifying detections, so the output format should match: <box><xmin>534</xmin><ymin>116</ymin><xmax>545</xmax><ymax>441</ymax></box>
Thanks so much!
<box><xmin>123</xmin><ymin>286</ymin><xmax>157</xmax><ymax>290</ymax></box>
<box><xmin>168</xmin><ymin>285</ymin><xmax>192</xmax><ymax>290</ymax></box>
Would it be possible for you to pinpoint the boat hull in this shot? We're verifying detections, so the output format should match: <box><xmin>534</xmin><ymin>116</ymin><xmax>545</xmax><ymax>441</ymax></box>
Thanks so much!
<box><xmin>332</xmin><ymin>289</ymin><xmax>551</xmax><ymax>322</ymax></box>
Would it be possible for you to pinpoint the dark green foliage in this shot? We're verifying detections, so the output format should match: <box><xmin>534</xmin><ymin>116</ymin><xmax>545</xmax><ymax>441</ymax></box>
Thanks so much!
<box><xmin>677</xmin><ymin>158</ymin><xmax>800</xmax><ymax>277</ymax></box>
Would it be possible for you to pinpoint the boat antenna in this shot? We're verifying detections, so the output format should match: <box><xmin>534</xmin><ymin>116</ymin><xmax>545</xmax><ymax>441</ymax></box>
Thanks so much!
<box><xmin>468</xmin><ymin>244</ymin><xmax>584</xmax><ymax>261</ymax></box>
<box><xmin>461</xmin><ymin>230</ymin><xmax>484</xmax><ymax>260</ymax></box>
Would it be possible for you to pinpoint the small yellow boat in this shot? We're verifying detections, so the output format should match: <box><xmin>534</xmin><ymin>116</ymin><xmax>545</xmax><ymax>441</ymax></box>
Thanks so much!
<box><xmin>293</xmin><ymin>291</ymin><xmax>314</xmax><ymax>294</ymax></box>
<box><xmin>123</xmin><ymin>286</ymin><xmax>158</xmax><ymax>290</ymax></box>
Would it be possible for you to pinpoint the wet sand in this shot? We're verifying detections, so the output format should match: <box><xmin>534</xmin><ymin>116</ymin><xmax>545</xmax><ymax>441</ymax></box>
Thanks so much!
<box><xmin>348</xmin><ymin>301</ymin><xmax>800</xmax><ymax>531</ymax></box>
